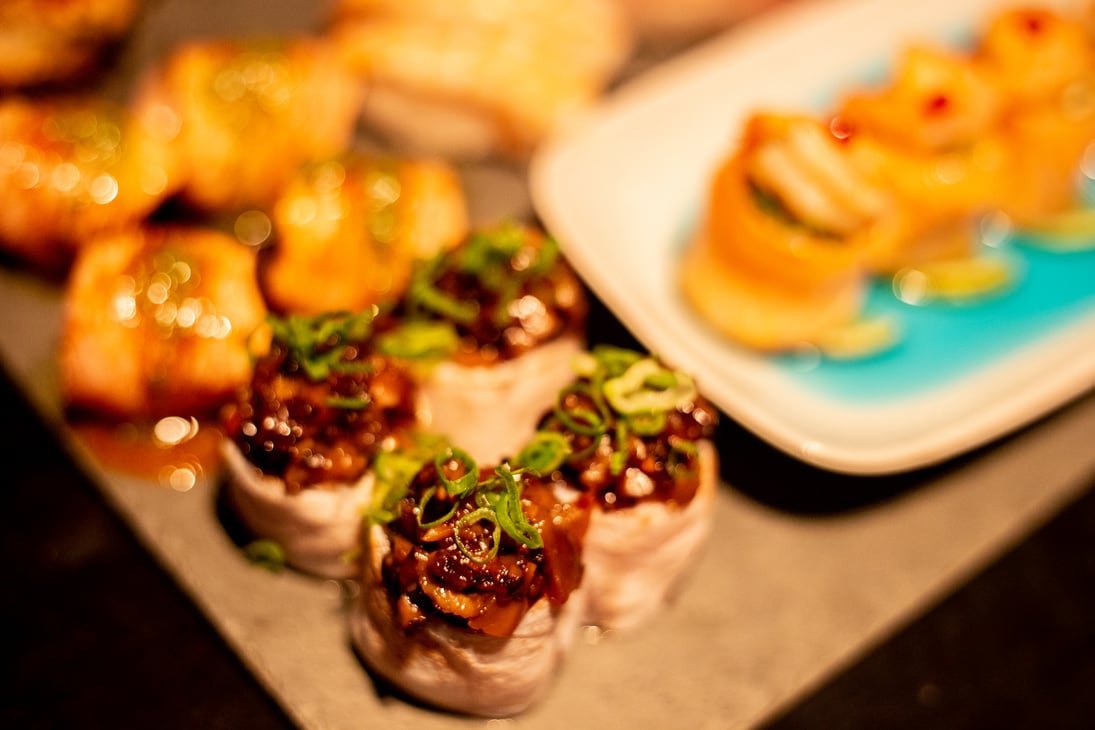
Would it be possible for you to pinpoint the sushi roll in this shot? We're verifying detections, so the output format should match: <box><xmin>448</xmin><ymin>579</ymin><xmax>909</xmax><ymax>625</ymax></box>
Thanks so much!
<box><xmin>350</xmin><ymin>448</ymin><xmax>589</xmax><ymax>717</ymax></box>
<box><xmin>834</xmin><ymin>44</ymin><xmax>1014</xmax><ymax>271</ymax></box>
<box><xmin>976</xmin><ymin>5</ymin><xmax>1095</xmax><ymax>108</ymax></box>
<box><xmin>59</xmin><ymin>223</ymin><xmax>267</xmax><ymax>421</ymax></box>
<box><xmin>528</xmin><ymin>345</ymin><xmax>720</xmax><ymax>632</ymax></box>
<box><xmin>219</xmin><ymin>310</ymin><xmax>420</xmax><ymax>579</ymax></box>
<box><xmin>374</xmin><ymin>221</ymin><xmax>588</xmax><ymax>465</ymax></box>
<box><xmin>129</xmin><ymin>35</ymin><xmax>363</xmax><ymax>215</ymax></box>
<box><xmin>261</xmin><ymin>151</ymin><xmax>468</xmax><ymax>316</ymax></box>
<box><xmin>0</xmin><ymin>93</ymin><xmax>181</xmax><ymax>274</ymax></box>
<box><xmin>973</xmin><ymin>5</ymin><xmax>1095</xmax><ymax>223</ymax></box>
<box><xmin>327</xmin><ymin>0</ymin><xmax>633</xmax><ymax>159</ymax></box>
<box><xmin>0</xmin><ymin>0</ymin><xmax>141</xmax><ymax>89</ymax></box>
<box><xmin>679</xmin><ymin>111</ymin><xmax>896</xmax><ymax>352</ymax></box>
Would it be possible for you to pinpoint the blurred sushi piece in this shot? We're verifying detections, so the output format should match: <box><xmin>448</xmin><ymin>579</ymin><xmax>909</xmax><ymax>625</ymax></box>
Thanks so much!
<box><xmin>973</xmin><ymin>4</ymin><xmax>1095</xmax><ymax>223</ymax></box>
<box><xmin>0</xmin><ymin>93</ymin><xmax>180</xmax><ymax>274</ymax></box>
<box><xmin>261</xmin><ymin>151</ymin><xmax>469</xmax><ymax>316</ymax></box>
<box><xmin>679</xmin><ymin>112</ymin><xmax>891</xmax><ymax>351</ymax></box>
<box><xmin>58</xmin><ymin>223</ymin><xmax>267</xmax><ymax>421</ymax></box>
<box><xmin>835</xmin><ymin>44</ymin><xmax>1013</xmax><ymax>273</ymax></box>
<box><xmin>327</xmin><ymin>0</ymin><xmax>634</xmax><ymax>159</ymax></box>
<box><xmin>129</xmin><ymin>34</ymin><xmax>363</xmax><ymax>215</ymax></box>
<box><xmin>0</xmin><ymin>0</ymin><xmax>142</xmax><ymax>89</ymax></box>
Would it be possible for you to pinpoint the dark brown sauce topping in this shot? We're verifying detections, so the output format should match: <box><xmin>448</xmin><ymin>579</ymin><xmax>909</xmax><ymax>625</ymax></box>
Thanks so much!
<box><xmin>435</xmin><ymin>263</ymin><xmax>587</xmax><ymax>365</ymax></box>
<box><xmin>542</xmin><ymin>389</ymin><xmax>719</xmax><ymax>512</ymax></box>
<box><xmin>222</xmin><ymin>341</ymin><xmax>418</xmax><ymax>494</ymax></box>
<box><xmin>381</xmin><ymin>458</ymin><xmax>590</xmax><ymax>638</ymax></box>
<box><xmin>390</xmin><ymin>224</ymin><xmax>588</xmax><ymax>366</ymax></box>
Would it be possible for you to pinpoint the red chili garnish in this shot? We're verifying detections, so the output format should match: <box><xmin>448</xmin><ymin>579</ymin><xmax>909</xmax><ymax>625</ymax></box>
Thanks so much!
<box><xmin>1022</xmin><ymin>12</ymin><xmax>1046</xmax><ymax>36</ymax></box>
<box><xmin>923</xmin><ymin>93</ymin><xmax>950</xmax><ymax>116</ymax></box>
<box><xmin>828</xmin><ymin>114</ymin><xmax>855</xmax><ymax>143</ymax></box>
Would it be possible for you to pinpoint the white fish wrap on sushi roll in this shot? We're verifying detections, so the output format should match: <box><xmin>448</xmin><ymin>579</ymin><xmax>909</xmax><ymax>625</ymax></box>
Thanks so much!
<box><xmin>416</xmin><ymin>333</ymin><xmax>584</xmax><ymax>466</ymax></box>
<box><xmin>221</xmin><ymin>441</ymin><xmax>376</xmax><ymax>579</ymax></box>
<box><xmin>349</xmin><ymin>451</ymin><xmax>590</xmax><ymax>717</ymax></box>
<box><xmin>581</xmin><ymin>438</ymin><xmax>718</xmax><ymax>631</ymax></box>
<box><xmin>527</xmin><ymin>345</ymin><xmax>721</xmax><ymax>631</ymax></box>
<box><xmin>218</xmin><ymin>310</ymin><xmax>420</xmax><ymax>579</ymax></box>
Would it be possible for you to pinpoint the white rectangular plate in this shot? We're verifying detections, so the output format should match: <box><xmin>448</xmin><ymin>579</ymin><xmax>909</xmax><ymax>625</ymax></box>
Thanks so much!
<box><xmin>531</xmin><ymin>0</ymin><xmax>1095</xmax><ymax>475</ymax></box>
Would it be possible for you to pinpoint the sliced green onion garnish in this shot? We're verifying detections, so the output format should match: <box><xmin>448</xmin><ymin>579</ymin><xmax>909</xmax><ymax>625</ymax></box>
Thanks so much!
<box><xmin>375</xmin><ymin>320</ymin><xmax>459</xmax><ymax>360</ymax></box>
<box><xmin>454</xmin><ymin>507</ymin><xmax>501</xmax><ymax>563</ymax></box>
<box><xmin>417</xmin><ymin>484</ymin><xmax>460</xmax><ymax>529</ymax></box>
<box><xmin>668</xmin><ymin>438</ymin><xmax>700</xmax><ymax>481</ymax></box>
<box><xmin>395</xmin><ymin>457</ymin><xmax>544</xmax><ymax>555</ymax></box>
<box><xmin>411</xmin><ymin>280</ymin><xmax>480</xmax><ymax>324</ymax></box>
<box><xmin>626</xmin><ymin>410</ymin><xmax>667</xmax><ymax>437</ymax></box>
<box><xmin>491</xmin><ymin>276</ymin><xmax>523</xmax><ymax>328</ymax></box>
<box><xmin>554</xmin><ymin>383</ymin><xmax>608</xmax><ymax>437</ymax></box>
<box><xmin>603</xmin><ymin>358</ymin><xmax>697</xmax><ymax>416</ymax></box>
<box><xmin>512</xmin><ymin>431</ymin><xmax>571</xmax><ymax>474</ymax></box>
<box><xmin>526</xmin><ymin>235</ymin><xmax>560</xmax><ymax>275</ymax></box>
<box><xmin>474</xmin><ymin>488</ymin><xmax>500</xmax><ymax>511</ymax></box>
<box><xmin>459</xmin><ymin>222</ymin><xmax>527</xmax><ymax>274</ymax></box>
<box><xmin>435</xmin><ymin>447</ymin><xmax>479</xmax><ymax>497</ymax></box>
<box><xmin>611</xmin><ymin>418</ymin><xmax>629</xmax><ymax>476</ymax></box>
<box><xmin>554</xmin><ymin>405</ymin><xmax>604</xmax><ymax>437</ymax></box>
<box><xmin>266</xmin><ymin>309</ymin><xmax>376</xmax><ymax>382</ymax></box>
<box><xmin>589</xmin><ymin>345</ymin><xmax>645</xmax><ymax>379</ymax></box>
<box><xmin>323</xmin><ymin>395</ymin><xmax>370</xmax><ymax>410</ymax></box>
<box><xmin>244</xmin><ymin>539</ymin><xmax>286</xmax><ymax>573</ymax></box>
<box><xmin>491</xmin><ymin>466</ymin><xmax>543</xmax><ymax>550</ymax></box>
<box><xmin>641</xmin><ymin>369</ymin><xmax>678</xmax><ymax>390</ymax></box>
<box><xmin>369</xmin><ymin>436</ymin><xmax>450</xmax><ymax>524</ymax></box>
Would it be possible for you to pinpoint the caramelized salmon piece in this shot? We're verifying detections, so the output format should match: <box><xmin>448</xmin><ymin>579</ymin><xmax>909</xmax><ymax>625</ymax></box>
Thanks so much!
<box><xmin>59</xmin><ymin>224</ymin><xmax>267</xmax><ymax>421</ymax></box>
<box><xmin>262</xmin><ymin>152</ymin><xmax>468</xmax><ymax>316</ymax></box>
<box><xmin>0</xmin><ymin>94</ymin><xmax>180</xmax><ymax>273</ymax></box>
<box><xmin>130</xmin><ymin>35</ymin><xmax>363</xmax><ymax>214</ymax></box>
<box><xmin>328</xmin><ymin>0</ymin><xmax>633</xmax><ymax>159</ymax></box>
<box><xmin>0</xmin><ymin>0</ymin><xmax>141</xmax><ymax>89</ymax></box>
